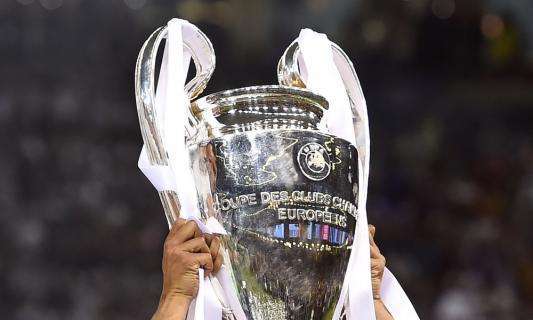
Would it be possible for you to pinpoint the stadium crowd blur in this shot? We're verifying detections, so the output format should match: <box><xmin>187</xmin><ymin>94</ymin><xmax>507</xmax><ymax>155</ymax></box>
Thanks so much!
<box><xmin>1</xmin><ymin>0</ymin><xmax>532</xmax><ymax>319</ymax></box>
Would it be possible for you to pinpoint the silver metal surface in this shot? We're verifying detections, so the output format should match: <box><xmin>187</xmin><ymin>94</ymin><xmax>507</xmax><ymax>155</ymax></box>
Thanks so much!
<box><xmin>277</xmin><ymin>39</ymin><xmax>365</xmax><ymax>130</ymax></box>
<box><xmin>134</xmin><ymin>24</ymin><xmax>215</xmax><ymax>224</ymax></box>
<box><xmin>189</xmin><ymin>86</ymin><xmax>359</xmax><ymax>319</ymax></box>
<box><xmin>277</xmin><ymin>36</ymin><xmax>369</xmax><ymax>198</ymax></box>
<box><xmin>190</xmin><ymin>85</ymin><xmax>328</xmax><ymax>140</ymax></box>
<box><xmin>277</xmin><ymin>40</ymin><xmax>353</xmax><ymax>89</ymax></box>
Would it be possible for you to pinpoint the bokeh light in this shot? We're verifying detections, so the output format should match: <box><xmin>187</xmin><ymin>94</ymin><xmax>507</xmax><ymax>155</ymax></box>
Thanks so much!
<box><xmin>362</xmin><ymin>19</ymin><xmax>387</xmax><ymax>46</ymax></box>
<box><xmin>481</xmin><ymin>14</ymin><xmax>505</xmax><ymax>39</ymax></box>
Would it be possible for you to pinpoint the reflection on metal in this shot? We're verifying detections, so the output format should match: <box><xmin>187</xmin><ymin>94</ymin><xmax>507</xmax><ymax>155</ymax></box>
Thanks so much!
<box><xmin>190</xmin><ymin>86</ymin><xmax>359</xmax><ymax>319</ymax></box>
<box><xmin>134</xmin><ymin>23</ymin><xmax>215</xmax><ymax>224</ymax></box>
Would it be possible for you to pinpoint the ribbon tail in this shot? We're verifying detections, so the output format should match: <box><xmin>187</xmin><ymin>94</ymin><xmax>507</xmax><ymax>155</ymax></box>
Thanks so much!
<box><xmin>381</xmin><ymin>268</ymin><xmax>420</xmax><ymax>320</ymax></box>
<box><xmin>295</xmin><ymin>28</ymin><xmax>419</xmax><ymax>320</ymax></box>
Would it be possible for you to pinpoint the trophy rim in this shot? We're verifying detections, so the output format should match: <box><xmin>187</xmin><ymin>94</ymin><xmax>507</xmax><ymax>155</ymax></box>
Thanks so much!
<box><xmin>191</xmin><ymin>85</ymin><xmax>329</xmax><ymax>117</ymax></box>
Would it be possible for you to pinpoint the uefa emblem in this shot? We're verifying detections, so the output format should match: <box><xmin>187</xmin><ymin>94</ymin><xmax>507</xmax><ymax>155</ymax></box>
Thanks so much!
<box><xmin>297</xmin><ymin>142</ymin><xmax>331</xmax><ymax>181</ymax></box>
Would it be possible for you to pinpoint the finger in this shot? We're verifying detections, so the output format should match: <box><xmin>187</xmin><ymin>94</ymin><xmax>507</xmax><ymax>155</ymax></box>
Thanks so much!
<box><xmin>368</xmin><ymin>227</ymin><xmax>376</xmax><ymax>247</ymax></box>
<box><xmin>369</xmin><ymin>235</ymin><xmax>376</xmax><ymax>248</ymax></box>
<box><xmin>370</xmin><ymin>242</ymin><xmax>381</xmax><ymax>258</ymax></box>
<box><xmin>203</xmin><ymin>233</ymin><xmax>214</xmax><ymax>246</ymax></box>
<box><xmin>368</xmin><ymin>224</ymin><xmax>376</xmax><ymax>238</ymax></box>
<box><xmin>213</xmin><ymin>254</ymin><xmax>223</xmax><ymax>274</ymax></box>
<box><xmin>180</xmin><ymin>237</ymin><xmax>210</xmax><ymax>254</ymax></box>
<box><xmin>174</xmin><ymin>217</ymin><xmax>188</xmax><ymax>227</ymax></box>
<box><xmin>371</xmin><ymin>256</ymin><xmax>386</xmax><ymax>271</ymax></box>
<box><xmin>172</xmin><ymin>220</ymin><xmax>203</xmax><ymax>245</ymax></box>
<box><xmin>209</xmin><ymin>236</ymin><xmax>220</xmax><ymax>261</ymax></box>
<box><xmin>165</xmin><ymin>218</ymin><xmax>188</xmax><ymax>241</ymax></box>
<box><xmin>193</xmin><ymin>252</ymin><xmax>214</xmax><ymax>277</ymax></box>
<box><xmin>371</xmin><ymin>259</ymin><xmax>385</xmax><ymax>272</ymax></box>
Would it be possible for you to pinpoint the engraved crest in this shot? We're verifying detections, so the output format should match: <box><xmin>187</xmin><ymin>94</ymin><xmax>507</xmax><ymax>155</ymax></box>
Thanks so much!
<box><xmin>297</xmin><ymin>142</ymin><xmax>331</xmax><ymax>181</ymax></box>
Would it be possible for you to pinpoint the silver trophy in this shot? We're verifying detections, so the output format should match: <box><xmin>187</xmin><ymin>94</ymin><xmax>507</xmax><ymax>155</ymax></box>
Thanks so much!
<box><xmin>135</xmin><ymin>24</ymin><xmax>358</xmax><ymax>319</ymax></box>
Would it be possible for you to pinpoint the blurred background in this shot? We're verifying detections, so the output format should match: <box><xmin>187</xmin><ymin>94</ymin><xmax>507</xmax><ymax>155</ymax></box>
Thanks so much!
<box><xmin>1</xmin><ymin>0</ymin><xmax>533</xmax><ymax>319</ymax></box>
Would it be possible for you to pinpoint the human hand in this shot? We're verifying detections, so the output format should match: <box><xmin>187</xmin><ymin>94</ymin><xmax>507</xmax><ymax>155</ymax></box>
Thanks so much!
<box><xmin>369</xmin><ymin>224</ymin><xmax>386</xmax><ymax>300</ymax></box>
<box><xmin>152</xmin><ymin>219</ymin><xmax>214</xmax><ymax>320</ymax></box>
<box><xmin>205</xmin><ymin>233</ymin><xmax>223</xmax><ymax>274</ymax></box>
<box><xmin>369</xmin><ymin>225</ymin><xmax>394</xmax><ymax>320</ymax></box>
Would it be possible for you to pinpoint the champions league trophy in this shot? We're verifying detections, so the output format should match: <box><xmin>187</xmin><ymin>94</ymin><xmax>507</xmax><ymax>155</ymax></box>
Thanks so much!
<box><xmin>135</xmin><ymin>19</ymin><xmax>418</xmax><ymax>320</ymax></box>
<box><xmin>136</xmin><ymin>21</ymin><xmax>357</xmax><ymax>320</ymax></box>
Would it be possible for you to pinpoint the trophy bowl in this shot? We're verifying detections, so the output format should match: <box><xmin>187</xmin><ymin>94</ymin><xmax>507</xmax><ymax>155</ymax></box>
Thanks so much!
<box><xmin>189</xmin><ymin>86</ymin><xmax>359</xmax><ymax>319</ymax></box>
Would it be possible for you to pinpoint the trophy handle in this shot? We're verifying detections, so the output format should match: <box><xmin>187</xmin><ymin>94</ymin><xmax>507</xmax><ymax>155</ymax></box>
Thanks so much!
<box><xmin>277</xmin><ymin>39</ymin><xmax>359</xmax><ymax>98</ymax></box>
<box><xmin>277</xmin><ymin>40</ymin><xmax>307</xmax><ymax>89</ymax></box>
<box><xmin>135</xmin><ymin>23</ymin><xmax>215</xmax><ymax>224</ymax></box>
<box><xmin>277</xmin><ymin>39</ymin><xmax>369</xmax><ymax>172</ymax></box>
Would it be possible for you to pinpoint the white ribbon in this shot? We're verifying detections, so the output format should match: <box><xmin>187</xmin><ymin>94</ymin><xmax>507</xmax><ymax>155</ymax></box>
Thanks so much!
<box><xmin>137</xmin><ymin>18</ymin><xmax>199</xmax><ymax>216</ymax></box>
<box><xmin>296</xmin><ymin>28</ymin><xmax>420</xmax><ymax>320</ymax></box>
<box><xmin>137</xmin><ymin>19</ymin><xmax>228</xmax><ymax>320</ymax></box>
